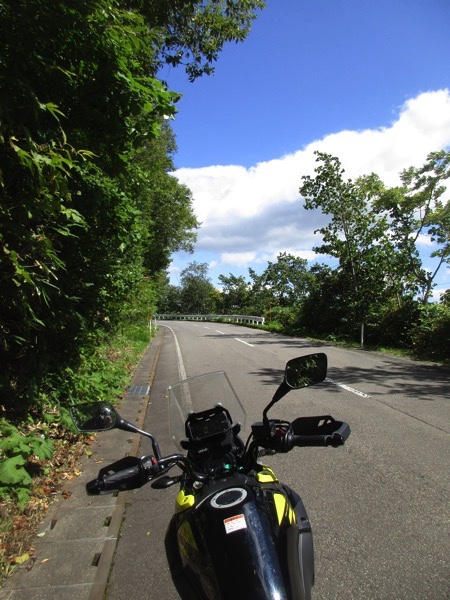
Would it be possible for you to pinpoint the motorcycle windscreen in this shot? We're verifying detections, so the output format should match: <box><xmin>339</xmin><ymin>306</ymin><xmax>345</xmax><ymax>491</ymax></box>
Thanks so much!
<box><xmin>175</xmin><ymin>488</ymin><xmax>305</xmax><ymax>600</ymax></box>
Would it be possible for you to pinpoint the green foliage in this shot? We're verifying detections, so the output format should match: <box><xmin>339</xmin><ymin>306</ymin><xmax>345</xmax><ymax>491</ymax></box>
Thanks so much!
<box><xmin>295</xmin><ymin>265</ymin><xmax>353</xmax><ymax>339</ymax></box>
<box><xmin>263</xmin><ymin>320</ymin><xmax>285</xmax><ymax>333</ymax></box>
<box><xmin>300</xmin><ymin>152</ymin><xmax>390</xmax><ymax>335</ymax></box>
<box><xmin>298</xmin><ymin>150</ymin><xmax>450</xmax><ymax>348</ymax></box>
<box><xmin>248</xmin><ymin>252</ymin><xmax>313</xmax><ymax>313</ymax></box>
<box><xmin>179</xmin><ymin>261</ymin><xmax>218</xmax><ymax>314</ymax></box>
<box><xmin>374</xmin><ymin>150</ymin><xmax>450</xmax><ymax>304</ymax></box>
<box><xmin>137</xmin><ymin>0</ymin><xmax>266</xmax><ymax>80</ymax></box>
<box><xmin>0</xmin><ymin>0</ymin><xmax>265</xmax><ymax>411</ymax></box>
<box><xmin>410</xmin><ymin>304</ymin><xmax>450</xmax><ymax>361</ymax></box>
<box><xmin>0</xmin><ymin>1</ymin><xmax>195</xmax><ymax>410</ymax></box>
<box><xmin>441</xmin><ymin>290</ymin><xmax>450</xmax><ymax>306</ymax></box>
<box><xmin>363</xmin><ymin>299</ymin><xmax>420</xmax><ymax>349</ymax></box>
<box><xmin>0</xmin><ymin>420</ymin><xmax>54</xmax><ymax>508</ymax></box>
<box><xmin>158</xmin><ymin>279</ymin><xmax>184</xmax><ymax>313</ymax></box>
<box><xmin>0</xmin><ymin>0</ymin><xmax>266</xmax><ymax>520</ymax></box>
<box><xmin>264</xmin><ymin>306</ymin><xmax>300</xmax><ymax>332</ymax></box>
<box><xmin>0</xmin><ymin>319</ymin><xmax>152</xmax><ymax>509</ymax></box>
<box><xmin>218</xmin><ymin>274</ymin><xmax>251</xmax><ymax>313</ymax></box>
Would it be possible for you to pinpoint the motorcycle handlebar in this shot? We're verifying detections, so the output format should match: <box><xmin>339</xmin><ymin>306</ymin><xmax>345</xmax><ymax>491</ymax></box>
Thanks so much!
<box><xmin>86</xmin><ymin>455</ymin><xmax>158</xmax><ymax>495</ymax></box>
<box><xmin>289</xmin><ymin>433</ymin><xmax>345</xmax><ymax>448</ymax></box>
<box><xmin>87</xmin><ymin>464</ymin><xmax>141</xmax><ymax>494</ymax></box>
<box><xmin>288</xmin><ymin>417</ymin><xmax>351</xmax><ymax>449</ymax></box>
<box><xmin>253</xmin><ymin>418</ymin><xmax>350</xmax><ymax>453</ymax></box>
<box><xmin>86</xmin><ymin>453</ymin><xmax>207</xmax><ymax>496</ymax></box>
<box><xmin>87</xmin><ymin>417</ymin><xmax>351</xmax><ymax>494</ymax></box>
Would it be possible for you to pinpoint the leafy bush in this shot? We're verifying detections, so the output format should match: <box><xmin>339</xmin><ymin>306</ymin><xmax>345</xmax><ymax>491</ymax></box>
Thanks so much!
<box><xmin>264</xmin><ymin>306</ymin><xmax>299</xmax><ymax>330</ymax></box>
<box><xmin>365</xmin><ymin>299</ymin><xmax>421</xmax><ymax>348</ymax></box>
<box><xmin>0</xmin><ymin>421</ymin><xmax>54</xmax><ymax>508</ymax></box>
<box><xmin>410</xmin><ymin>304</ymin><xmax>450</xmax><ymax>362</ymax></box>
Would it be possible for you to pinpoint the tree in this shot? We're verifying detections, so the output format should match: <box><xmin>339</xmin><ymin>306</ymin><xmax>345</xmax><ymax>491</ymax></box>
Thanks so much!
<box><xmin>132</xmin><ymin>122</ymin><xmax>199</xmax><ymax>274</ymax></box>
<box><xmin>0</xmin><ymin>0</ymin><xmax>264</xmax><ymax>411</ymax></box>
<box><xmin>135</xmin><ymin>0</ymin><xmax>266</xmax><ymax>80</ymax></box>
<box><xmin>258</xmin><ymin>252</ymin><xmax>313</xmax><ymax>306</ymax></box>
<box><xmin>441</xmin><ymin>289</ymin><xmax>450</xmax><ymax>306</ymax></box>
<box><xmin>297</xmin><ymin>264</ymin><xmax>351</xmax><ymax>337</ymax></box>
<box><xmin>179</xmin><ymin>262</ymin><xmax>218</xmax><ymax>314</ymax></box>
<box><xmin>244</xmin><ymin>253</ymin><xmax>313</xmax><ymax>326</ymax></box>
<box><xmin>157</xmin><ymin>276</ymin><xmax>184</xmax><ymax>314</ymax></box>
<box><xmin>218</xmin><ymin>274</ymin><xmax>250</xmax><ymax>313</ymax></box>
<box><xmin>374</xmin><ymin>150</ymin><xmax>450</xmax><ymax>304</ymax></box>
<box><xmin>299</xmin><ymin>152</ymin><xmax>390</xmax><ymax>346</ymax></box>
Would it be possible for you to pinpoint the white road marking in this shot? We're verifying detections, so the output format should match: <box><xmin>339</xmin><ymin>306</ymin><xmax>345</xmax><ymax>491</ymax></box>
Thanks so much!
<box><xmin>235</xmin><ymin>338</ymin><xmax>254</xmax><ymax>347</ymax></box>
<box><xmin>325</xmin><ymin>377</ymin><xmax>371</xmax><ymax>398</ymax></box>
<box><xmin>215</xmin><ymin>330</ymin><xmax>225</xmax><ymax>335</ymax></box>
<box><xmin>163</xmin><ymin>325</ymin><xmax>187</xmax><ymax>381</ymax></box>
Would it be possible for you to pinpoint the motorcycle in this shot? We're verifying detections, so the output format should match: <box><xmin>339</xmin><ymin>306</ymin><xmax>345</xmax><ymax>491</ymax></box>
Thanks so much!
<box><xmin>70</xmin><ymin>352</ymin><xmax>350</xmax><ymax>600</ymax></box>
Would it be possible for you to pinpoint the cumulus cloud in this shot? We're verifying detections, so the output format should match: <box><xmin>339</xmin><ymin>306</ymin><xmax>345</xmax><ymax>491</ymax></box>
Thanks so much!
<box><xmin>174</xmin><ymin>90</ymin><xmax>450</xmax><ymax>283</ymax></box>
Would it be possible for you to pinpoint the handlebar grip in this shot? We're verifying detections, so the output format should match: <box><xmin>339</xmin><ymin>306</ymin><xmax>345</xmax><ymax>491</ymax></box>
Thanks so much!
<box><xmin>87</xmin><ymin>464</ymin><xmax>143</xmax><ymax>495</ymax></box>
<box><xmin>290</xmin><ymin>434</ymin><xmax>330</xmax><ymax>447</ymax></box>
<box><xmin>86</xmin><ymin>456</ymin><xmax>155</xmax><ymax>495</ymax></box>
<box><xmin>289</xmin><ymin>418</ymin><xmax>350</xmax><ymax>449</ymax></box>
<box><xmin>290</xmin><ymin>429</ymin><xmax>349</xmax><ymax>448</ymax></box>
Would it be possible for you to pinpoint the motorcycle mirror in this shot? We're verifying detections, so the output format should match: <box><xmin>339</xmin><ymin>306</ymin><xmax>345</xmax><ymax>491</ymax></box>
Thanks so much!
<box><xmin>263</xmin><ymin>353</ymin><xmax>328</xmax><ymax>424</ymax></box>
<box><xmin>70</xmin><ymin>401</ymin><xmax>118</xmax><ymax>432</ymax></box>
<box><xmin>285</xmin><ymin>353</ymin><xmax>327</xmax><ymax>389</ymax></box>
<box><xmin>70</xmin><ymin>402</ymin><xmax>163</xmax><ymax>460</ymax></box>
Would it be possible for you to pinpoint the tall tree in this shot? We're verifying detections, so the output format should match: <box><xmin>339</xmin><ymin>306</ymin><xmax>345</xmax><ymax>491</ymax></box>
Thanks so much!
<box><xmin>0</xmin><ymin>0</ymin><xmax>264</xmax><ymax>410</ymax></box>
<box><xmin>179</xmin><ymin>262</ymin><xmax>217</xmax><ymax>314</ymax></box>
<box><xmin>259</xmin><ymin>252</ymin><xmax>313</xmax><ymax>306</ymax></box>
<box><xmin>374</xmin><ymin>150</ymin><xmax>450</xmax><ymax>304</ymax></box>
<box><xmin>299</xmin><ymin>152</ymin><xmax>390</xmax><ymax>345</ymax></box>
<box><xmin>297</xmin><ymin>264</ymin><xmax>350</xmax><ymax>337</ymax></box>
<box><xmin>218</xmin><ymin>273</ymin><xmax>250</xmax><ymax>313</ymax></box>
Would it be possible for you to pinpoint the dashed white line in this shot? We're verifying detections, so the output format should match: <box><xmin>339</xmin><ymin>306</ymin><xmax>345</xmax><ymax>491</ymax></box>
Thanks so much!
<box><xmin>235</xmin><ymin>338</ymin><xmax>254</xmax><ymax>347</ymax></box>
<box><xmin>325</xmin><ymin>377</ymin><xmax>371</xmax><ymax>398</ymax></box>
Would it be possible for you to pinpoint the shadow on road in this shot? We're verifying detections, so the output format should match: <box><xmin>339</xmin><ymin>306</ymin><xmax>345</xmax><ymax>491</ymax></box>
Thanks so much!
<box><xmin>247</xmin><ymin>353</ymin><xmax>449</xmax><ymax>402</ymax></box>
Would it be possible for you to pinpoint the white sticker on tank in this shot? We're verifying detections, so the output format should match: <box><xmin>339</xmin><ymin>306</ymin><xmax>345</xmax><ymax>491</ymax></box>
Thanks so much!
<box><xmin>224</xmin><ymin>514</ymin><xmax>247</xmax><ymax>534</ymax></box>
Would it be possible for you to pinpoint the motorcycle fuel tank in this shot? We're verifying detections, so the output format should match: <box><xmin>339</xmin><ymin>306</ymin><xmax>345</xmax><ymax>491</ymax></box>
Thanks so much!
<box><xmin>166</xmin><ymin>473</ymin><xmax>314</xmax><ymax>600</ymax></box>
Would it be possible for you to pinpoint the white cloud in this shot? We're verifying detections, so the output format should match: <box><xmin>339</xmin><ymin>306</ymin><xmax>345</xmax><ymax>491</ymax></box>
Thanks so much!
<box><xmin>218</xmin><ymin>252</ymin><xmax>257</xmax><ymax>267</ymax></box>
<box><xmin>311</xmin><ymin>90</ymin><xmax>450</xmax><ymax>185</ymax></box>
<box><xmin>174</xmin><ymin>89</ymin><xmax>450</xmax><ymax>280</ymax></box>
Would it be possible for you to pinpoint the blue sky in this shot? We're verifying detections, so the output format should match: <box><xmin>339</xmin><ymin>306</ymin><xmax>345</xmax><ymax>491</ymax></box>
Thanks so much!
<box><xmin>162</xmin><ymin>0</ymin><xmax>450</xmax><ymax>298</ymax></box>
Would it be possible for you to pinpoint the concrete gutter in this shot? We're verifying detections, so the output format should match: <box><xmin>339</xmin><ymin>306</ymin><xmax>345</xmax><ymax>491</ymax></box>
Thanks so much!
<box><xmin>0</xmin><ymin>329</ymin><xmax>164</xmax><ymax>600</ymax></box>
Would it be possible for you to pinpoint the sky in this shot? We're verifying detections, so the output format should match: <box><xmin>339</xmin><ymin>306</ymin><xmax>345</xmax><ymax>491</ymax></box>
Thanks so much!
<box><xmin>162</xmin><ymin>0</ymin><xmax>450</xmax><ymax>298</ymax></box>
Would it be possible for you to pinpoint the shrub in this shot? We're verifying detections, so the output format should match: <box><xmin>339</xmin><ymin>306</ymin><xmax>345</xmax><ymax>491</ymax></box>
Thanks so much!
<box><xmin>410</xmin><ymin>304</ymin><xmax>450</xmax><ymax>361</ymax></box>
<box><xmin>0</xmin><ymin>421</ymin><xmax>54</xmax><ymax>508</ymax></box>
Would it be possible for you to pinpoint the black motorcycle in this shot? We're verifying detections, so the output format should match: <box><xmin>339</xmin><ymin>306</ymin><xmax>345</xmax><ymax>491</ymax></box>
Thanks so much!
<box><xmin>71</xmin><ymin>352</ymin><xmax>350</xmax><ymax>599</ymax></box>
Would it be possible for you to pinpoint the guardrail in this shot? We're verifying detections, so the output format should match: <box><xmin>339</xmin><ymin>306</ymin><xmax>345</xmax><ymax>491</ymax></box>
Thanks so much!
<box><xmin>156</xmin><ymin>314</ymin><xmax>265</xmax><ymax>325</ymax></box>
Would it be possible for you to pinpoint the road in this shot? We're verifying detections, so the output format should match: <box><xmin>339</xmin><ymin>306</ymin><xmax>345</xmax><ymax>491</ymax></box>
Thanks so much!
<box><xmin>106</xmin><ymin>321</ymin><xmax>450</xmax><ymax>600</ymax></box>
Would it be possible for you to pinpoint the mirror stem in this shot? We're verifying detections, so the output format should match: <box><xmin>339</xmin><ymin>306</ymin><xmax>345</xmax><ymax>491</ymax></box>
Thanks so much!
<box><xmin>116</xmin><ymin>418</ymin><xmax>162</xmax><ymax>459</ymax></box>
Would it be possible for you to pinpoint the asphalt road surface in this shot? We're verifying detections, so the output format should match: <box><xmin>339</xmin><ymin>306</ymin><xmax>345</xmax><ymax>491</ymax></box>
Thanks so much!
<box><xmin>106</xmin><ymin>321</ymin><xmax>450</xmax><ymax>600</ymax></box>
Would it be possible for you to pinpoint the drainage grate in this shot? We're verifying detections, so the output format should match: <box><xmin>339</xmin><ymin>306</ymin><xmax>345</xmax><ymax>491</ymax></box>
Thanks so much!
<box><xmin>127</xmin><ymin>385</ymin><xmax>150</xmax><ymax>396</ymax></box>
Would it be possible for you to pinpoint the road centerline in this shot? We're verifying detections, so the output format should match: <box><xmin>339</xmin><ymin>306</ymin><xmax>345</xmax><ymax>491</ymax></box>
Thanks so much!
<box><xmin>235</xmin><ymin>338</ymin><xmax>254</xmax><ymax>347</ymax></box>
<box><xmin>325</xmin><ymin>377</ymin><xmax>371</xmax><ymax>398</ymax></box>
